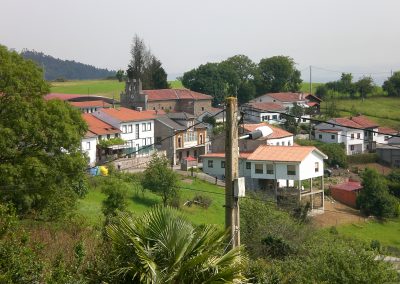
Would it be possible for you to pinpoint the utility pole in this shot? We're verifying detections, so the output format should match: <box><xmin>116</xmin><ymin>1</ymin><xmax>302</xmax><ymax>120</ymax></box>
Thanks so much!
<box><xmin>225</xmin><ymin>97</ymin><xmax>240</xmax><ymax>248</ymax></box>
<box><xmin>309</xmin><ymin>65</ymin><xmax>312</xmax><ymax>94</ymax></box>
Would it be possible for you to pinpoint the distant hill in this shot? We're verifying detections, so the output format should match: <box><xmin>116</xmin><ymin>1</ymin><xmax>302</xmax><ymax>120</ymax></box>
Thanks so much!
<box><xmin>21</xmin><ymin>49</ymin><xmax>116</xmax><ymax>81</ymax></box>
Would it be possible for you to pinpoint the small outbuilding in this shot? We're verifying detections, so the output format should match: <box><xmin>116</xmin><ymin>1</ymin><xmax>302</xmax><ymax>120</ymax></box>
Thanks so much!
<box><xmin>330</xmin><ymin>179</ymin><xmax>362</xmax><ymax>208</ymax></box>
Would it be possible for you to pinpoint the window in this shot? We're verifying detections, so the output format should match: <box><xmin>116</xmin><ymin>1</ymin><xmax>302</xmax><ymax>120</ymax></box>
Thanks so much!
<box><xmin>156</xmin><ymin>137</ymin><xmax>162</xmax><ymax>145</ymax></box>
<box><xmin>142</xmin><ymin>138</ymin><xmax>147</xmax><ymax>145</ymax></box>
<box><xmin>319</xmin><ymin>134</ymin><xmax>322</xmax><ymax>139</ymax></box>
<box><xmin>115</xmin><ymin>133</ymin><xmax>119</xmax><ymax>138</ymax></box>
<box><xmin>107</xmin><ymin>134</ymin><xmax>110</xmax><ymax>139</ymax></box>
<box><xmin>315</xmin><ymin>162</ymin><xmax>319</xmax><ymax>173</ymax></box>
<box><xmin>385</xmin><ymin>135</ymin><xmax>390</xmax><ymax>141</ymax></box>
<box><xmin>221</xmin><ymin>161</ymin><xmax>225</xmax><ymax>168</ymax></box>
<box><xmin>255</xmin><ymin>163</ymin><xmax>263</xmax><ymax>174</ymax></box>
<box><xmin>276</xmin><ymin>142</ymin><xmax>280</xmax><ymax>146</ymax></box>
<box><xmin>302</xmin><ymin>118</ymin><xmax>307</xmax><ymax>122</ymax></box>
<box><xmin>86</xmin><ymin>141</ymin><xmax>91</xmax><ymax>150</ymax></box>
<box><xmin>128</xmin><ymin>124</ymin><xmax>132</xmax><ymax>133</ymax></box>
<box><xmin>169</xmin><ymin>106</ymin><xmax>172</xmax><ymax>110</ymax></box>
<box><xmin>350</xmin><ymin>145</ymin><xmax>355</xmax><ymax>151</ymax></box>
<box><xmin>161</xmin><ymin>106</ymin><xmax>164</xmax><ymax>110</ymax></box>
<box><xmin>246</xmin><ymin>162</ymin><xmax>251</xmax><ymax>169</ymax></box>
<box><xmin>194</xmin><ymin>150</ymin><xmax>197</xmax><ymax>157</ymax></box>
<box><xmin>184</xmin><ymin>131</ymin><xmax>197</xmax><ymax>142</ymax></box>
<box><xmin>199</xmin><ymin>134</ymin><xmax>203</xmax><ymax>144</ymax></box>
<box><xmin>266</xmin><ymin>164</ymin><xmax>274</xmax><ymax>174</ymax></box>
<box><xmin>282</xmin><ymin>141</ymin><xmax>285</xmax><ymax>146</ymax></box>
<box><xmin>147</xmin><ymin>137</ymin><xmax>152</xmax><ymax>145</ymax></box>
<box><xmin>153</xmin><ymin>107</ymin><xmax>156</xmax><ymax>110</ymax></box>
<box><xmin>178</xmin><ymin>137</ymin><xmax>182</xmax><ymax>148</ymax></box>
<box><xmin>357</xmin><ymin>133</ymin><xmax>360</xmax><ymax>139</ymax></box>
<box><xmin>331</xmin><ymin>134</ymin><xmax>335</xmax><ymax>140</ymax></box>
<box><xmin>288</xmin><ymin>141</ymin><xmax>291</xmax><ymax>146</ymax></box>
<box><xmin>208</xmin><ymin>160</ymin><xmax>213</xmax><ymax>168</ymax></box>
<box><xmin>287</xmin><ymin>165</ymin><xmax>296</xmax><ymax>175</ymax></box>
<box><xmin>351</xmin><ymin>133</ymin><xmax>355</xmax><ymax>140</ymax></box>
<box><xmin>135</xmin><ymin>124</ymin><xmax>139</xmax><ymax>139</ymax></box>
<box><xmin>201</xmin><ymin>107</ymin><xmax>205</xmax><ymax>111</ymax></box>
<box><xmin>122</xmin><ymin>125</ymin><xmax>127</xmax><ymax>133</ymax></box>
<box><xmin>272</xmin><ymin>115</ymin><xmax>277</xmax><ymax>120</ymax></box>
<box><xmin>147</xmin><ymin>122</ymin><xmax>151</xmax><ymax>131</ymax></box>
<box><xmin>98</xmin><ymin>135</ymin><xmax>102</xmax><ymax>140</ymax></box>
<box><xmin>142</xmin><ymin>123</ymin><xmax>146</xmax><ymax>131</ymax></box>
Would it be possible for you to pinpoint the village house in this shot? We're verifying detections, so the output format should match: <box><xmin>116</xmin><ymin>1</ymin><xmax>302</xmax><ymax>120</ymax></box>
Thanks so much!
<box><xmin>211</xmin><ymin>122</ymin><xmax>294</xmax><ymax>153</ymax></box>
<box><xmin>120</xmin><ymin>80</ymin><xmax>213</xmax><ymax>116</ymax></box>
<box><xmin>249</xmin><ymin>92</ymin><xmax>322</xmax><ymax>112</ymax></box>
<box><xmin>92</xmin><ymin>107</ymin><xmax>158</xmax><ymax>156</ymax></box>
<box><xmin>154</xmin><ymin>112</ymin><xmax>208</xmax><ymax>165</ymax></box>
<box><xmin>376</xmin><ymin>136</ymin><xmax>400</xmax><ymax>168</ymax></box>
<box><xmin>69</xmin><ymin>100</ymin><xmax>112</xmax><ymax>113</ymax></box>
<box><xmin>314</xmin><ymin>115</ymin><xmax>390</xmax><ymax>155</ymax></box>
<box><xmin>240</xmin><ymin>102</ymin><xmax>286</xmax><ymax>124</ymax></box>
<box><xmin>201</xmin><ymin>145</ymin><xmax>327</xmax><ymax>211</ymax></box>
<box><xmin>81</xmin><ymin>113</ymin><xmax>121</xmax><ymax>166</ymax></box>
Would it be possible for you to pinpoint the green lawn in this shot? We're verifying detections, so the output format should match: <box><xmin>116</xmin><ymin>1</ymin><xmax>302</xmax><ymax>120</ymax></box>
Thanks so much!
<box><xmin>50</xmin><ymin>79</ymin><xmax>185</xmax><ymax>98</ymax></box>
<box><xmin>337</xmin><ymin>219</ymin><xmax>400</xmax><ymax>250</ymax></box>
<box><xmin>300</xmin><ymin>82</ymin><xmax>323</xmax><ymax>94</ymax></box>
<box><xmin>321</xmin><ymin>97</ymin><xmax>400</xmax><ymax>129</ymax></box>
<box><xmin>77</xmin><ymin>175</ymin><xmax>225</xmax><ymax>227</ymax></box>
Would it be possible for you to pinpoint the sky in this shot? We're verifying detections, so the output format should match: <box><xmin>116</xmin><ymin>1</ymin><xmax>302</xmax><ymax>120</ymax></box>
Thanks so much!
<box><xmin>1</xmin><ymin>0</ymin><xmax>400</xmax><ymax>83</ymax></box>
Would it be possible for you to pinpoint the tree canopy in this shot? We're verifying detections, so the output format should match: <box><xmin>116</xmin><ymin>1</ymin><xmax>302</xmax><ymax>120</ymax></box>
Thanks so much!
<box><xmin>0</xmin><ymin>44</ymin><xmax>88</xmax><ymax>219</ymax></box>
<box><xmin>127</xmin><ymin>35</ymin><xmax>169</xmax><ymax>90</ymax></box>
<box><xmin>383</xmin><ymin>71</ymin><xmax>400</xmax><ymax>97</ymax></box>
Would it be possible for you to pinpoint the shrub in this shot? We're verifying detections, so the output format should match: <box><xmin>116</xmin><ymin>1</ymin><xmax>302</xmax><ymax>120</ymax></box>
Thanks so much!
<box><xmin>193</xmin><ymin>194</ymin><xmax>213</xmax><ymax>208</ymax></box>
<box><xmin>348</xmin><ymin>153</ymin><xmax>378</xmax><ymax>164</ymax></box>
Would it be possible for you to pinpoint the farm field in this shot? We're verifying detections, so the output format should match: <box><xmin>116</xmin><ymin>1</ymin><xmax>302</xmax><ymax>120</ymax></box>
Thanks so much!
<box><xmin>321</xmin><ymin>97</ymin><xmax>400</xmax><ymax>129</ymax></box>
<box><xmin>77</xmin><ymin>175</ymin><xmax>225</xmax><ymax>227</ymax></box>
<box><xmin>338</xmin><ymin>219</ymin><xmax>400</xmax><ymax>251</ymax></box>
<box><xmin>300</xmin><ymin>82</ymin><xmax>323</xmax><ymax>94</ymax></box>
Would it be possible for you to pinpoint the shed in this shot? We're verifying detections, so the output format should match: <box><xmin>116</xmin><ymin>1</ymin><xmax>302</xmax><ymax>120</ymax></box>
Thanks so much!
<box><xmin>181</xmin><ymin>156</ymin><xmax>198</xmax><ymax>171</ymax></box>
<box><xmin>330</xmin><ymin>180</ymin><xmax>362</xmax><ymax>208</ymax></box>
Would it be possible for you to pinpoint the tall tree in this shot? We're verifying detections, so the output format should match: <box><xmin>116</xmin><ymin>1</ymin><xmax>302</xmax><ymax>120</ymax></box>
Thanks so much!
<box><xmin>0</xmin><ymin>44</ymin><xmax>88</xmax><ymax>219</ymax></box>
<box><xmin>106</xmin><ymin>206</ymin><xmax>245</xmax><ymax>283</ymax></box>
<box><xmin>383</xmin><ymin>71</ymin><xmax>400</xmax><ymax>97</ymax></box>
<box><xmin>256</xmin><ymin>56</ymin><xmax>302</xmax><ymax>94</ymax></box>
<box><xmin>126</xmin><ymin>35</ymin><xmax>169</xmax><ymax>90</ymax></box>
<box><xmin>355</xmin><ymin>76</ymin><xmax>374</xmax><ymax>99</ymax></box>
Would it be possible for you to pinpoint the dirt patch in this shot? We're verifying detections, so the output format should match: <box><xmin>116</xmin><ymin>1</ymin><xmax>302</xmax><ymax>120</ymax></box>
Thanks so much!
<box><xmin>351</xmin><ymin>163</ymin><xmax>393</xmax><ymax>175</ymax></box>
<box><xmin>312</xmin><ymin>197</ymin><xmax>366</xmax><ymax>228</ymax></box>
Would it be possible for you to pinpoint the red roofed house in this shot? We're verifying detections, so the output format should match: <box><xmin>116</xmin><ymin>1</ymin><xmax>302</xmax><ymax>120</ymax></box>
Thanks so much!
<box><xmin>201</xmin><ymin>145</ymin><xmax>328</xmax><ymax>211</ymax></box>
<box><xmin>241</xmin><ymin>102</ymin><xmax>287</xmax><ymax>124</ymax></box>
<box><xmin>315</xmin><ymin>115</ymin><xmax>381</xmax><ymax>155</ymax></box>
<box><xmin>211</xmin><ymin>122</ymin><xmax>294</xmax><ymax>153</ymax></box>
<box><xmin>120</xmin><ymin>80</ymin><xmax>213</xmax><ymax>116</ymax></box>
<box><xmin>330</xmin><ymin>179</ymin><xmax>362</xmax><ymax>208</ymax></box>
<box><xmin>81</xmin><ymin>113</ymin><xmax>121</xmax><ymax>166</ymax></box>
<box><xmin>93</xmin><ymin>107</ymin><xmax>159</xmax><ymax>156</ymax></box>
<box><xmin>70</xmin><ymin>100</ymin><xmax>111</xmax><ymax>113</ymax></box>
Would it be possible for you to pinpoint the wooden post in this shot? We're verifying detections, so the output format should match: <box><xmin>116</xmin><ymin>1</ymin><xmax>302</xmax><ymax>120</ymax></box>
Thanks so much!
<box><xmin>225</xmin><ymin>97</ymin><xmax>240</xmax><ymax>248</ymax></box>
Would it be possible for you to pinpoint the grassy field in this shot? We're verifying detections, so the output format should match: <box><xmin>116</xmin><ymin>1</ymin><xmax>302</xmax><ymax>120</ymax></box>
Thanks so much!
<box><xmin>338</xmin><ymin>219</ymin><xmax>400</xmax><ymax>250</ymax></box>
<box><xmin>300</xmin><ymin>82</ymin><xmax>323</xmax><ymax>94</ymax></box>
<box><xmin>321</xmin><ymin>97</ymin><xmax>400</xmax><ymax>129</ymax></box>
<box><xmin>77</xmin><ymin>175</ymin><xmax>225</xmax><ymax>227</ymax></box>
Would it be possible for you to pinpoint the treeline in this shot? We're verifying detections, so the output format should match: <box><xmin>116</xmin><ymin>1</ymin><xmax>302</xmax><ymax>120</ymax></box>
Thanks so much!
<box><xmin>316</xmin><ymin>71</ymin><xmax>400</xmax><ymax>100</ymax></box>
<box><xmin>181</xmin><ymin>55</ymin><xmax>302</xmax><ymax>105</ymax></box>
<box><xmin>21</xmin><ymin>49</ymin><xmax>116</xmax><ymax>81</ymax></box>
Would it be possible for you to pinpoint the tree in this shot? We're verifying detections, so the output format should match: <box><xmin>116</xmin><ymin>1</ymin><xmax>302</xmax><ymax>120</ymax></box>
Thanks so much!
<box><xmin>106</xmin><ymin>206</ymin><xmax>245</xmax><ymax>283</ymax></box>
<box><xmin>0</xmin><ymin>45</ymin><xmax>88</xmax><ymax>219</ymax></box>
<box><xmin>256</xmin><ymin>56</ymin><xmax>302</xmax><ymax>94</ymax></box>
<box><xmin>101</xmin><ymin>178</ymin><xmax>128</xmax><ymax>217</ymax></box>
<box><xmin>115</xmin><ymin>69</ymin><xmax>125</xmax><ymax>82</ymax></box>
<box><xmin>387</xmin><ymin>169</ymin><xmax>400</xmax><ymax>198</ymax></box>
<box><xmin>126</xmin><ymin>35</ymin><xmax>169</xmax><ymax>90</ymax></box>
<box><xmin>356</xmin><ymin>168</ymin><xmax>399</xmax><ymax>218</ymax></box>
<box><xmin>283</xmin><ymin>103</ymin><xmax>305</xmax><ymax>134</ymax></box>
<box><xmin>383</xmin><ymin>71</ymin><xmax>400</xmax><ymax>97</ymax></box>
<box><xmin>355</xmin><ymin>76</ymin><xmax>374</xmax><ymax>99</ymax></box>
<box><xmin>142</xmin><ymin>154</ymin><xmax>179</xmax><ymax>206</ymax></box>
<box><xmin>315</xmin><ymin>84</ymin><xmax>328</xmax><ymax>99</ymax></box>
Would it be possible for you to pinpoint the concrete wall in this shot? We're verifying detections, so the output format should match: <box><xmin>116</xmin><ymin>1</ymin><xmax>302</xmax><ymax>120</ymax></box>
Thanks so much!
<box><xmin>81</xmin><ymin>137</ymin><xmax>97</xmax><ymax>166</ymax></box>
<box><xmin>377</xmin><ymin>148</ymin><xmax>400</xmax><ymax>167</ymax></box>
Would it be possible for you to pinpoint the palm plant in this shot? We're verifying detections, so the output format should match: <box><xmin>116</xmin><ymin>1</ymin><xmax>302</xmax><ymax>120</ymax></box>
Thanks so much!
<box><xmin>106</xmin><ymin>206</ymin><xmax>246</xmax><ymax>283</ymax></box>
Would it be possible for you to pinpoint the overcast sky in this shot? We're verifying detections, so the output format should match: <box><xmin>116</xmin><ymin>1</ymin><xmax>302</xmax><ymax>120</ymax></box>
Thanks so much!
<box><xmin>1</xmin><ymin>0</ymin><xmax>400</xmax><ymax>83</ymax></box>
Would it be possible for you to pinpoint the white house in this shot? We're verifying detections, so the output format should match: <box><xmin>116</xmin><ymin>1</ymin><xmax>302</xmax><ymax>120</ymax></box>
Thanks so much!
<box><xmin>315</xmin><ymin>115</ymin><xmax>382</xmax><ymax>155</ymax></box>
<box><xmin>81</xmin><ymin>113</ymin><xmax>121</xmax><ymax>165</ymax></box>
<box><xmin>70</xmin><ymin>100</ymin><xmax>112</xmax><ymax>113</ymax></box>
<box><xmin>376</xmin><ymin>127</ymin><xmax>398</xmax><ymax>145</ymax></box>
<box><xmin>248</xmin><ymin>92</ymin><xmax>321</xmax><ymax>111</ymax></box>
<box><xmin>201</xmin><ymin>145</ymin><xmax>327</xmax><ymax>211</ymax></box>
<box><xmin>241</xmin><ymin>102</ymin><xmax>286</xmax><ymax>124</ymax></box>
<box><xmin>81</xmin><ymin>131</ymin><xmax>97</xmax><ymax>166</ymax></box>
<box><xmin>93</xmin><ymin>107</ymin><xmax>157</xmax><ymax>156</ymax></box>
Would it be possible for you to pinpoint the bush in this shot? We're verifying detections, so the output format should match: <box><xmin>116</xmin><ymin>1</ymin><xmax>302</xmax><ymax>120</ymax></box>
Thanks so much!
<box><xmin>193</xmin><ymin>194</ymin><xmax>213</xmax><ymax>208</ymax></box>
<box><xmin>348</xmin><ymin>153</ymin><xmax>378</xmax><ymax>164</ymax></box>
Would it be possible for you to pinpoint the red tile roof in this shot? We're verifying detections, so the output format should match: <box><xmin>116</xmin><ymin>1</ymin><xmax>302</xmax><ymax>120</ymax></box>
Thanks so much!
<box><xmin>142</xmin><ymin>89</ymin><xmax>212</xmax><ymax>101</ymax></box>
<box><xmin>330</xmin><ymin>181</ymin><xmax>362</xmax><ymax>192</ymax></box>
<box><xmin>99</xmin><ymin>107</ymin><xmax>160</xmax><ymax>122</ymax></box>
<box><xmin>317</xmin><ymin>129</ymin><xmax>341</xmax><ymax>133</ymax></box>
<box><xmin>332</xmin><ymin>118</ymin><xmax>362</xmax><ymax>129</ymax></box>
<box><xmin>45</xmin><ymin>93</ymin><xmax>85</xmax><ymax>101</ymax></box>
<box><xmin>378</xmin><ymin>127</ymin><xmax>398</xmax><ymax>135</ymax></box>
<box><xmin>246</xmin><ymin>102</ymin><xmax>286</xmax><ymax>111</ymax></box>
<box><xmin>307</xmin><ymin>102</ymin><xmax>318</xmax><ymax>107</ymax></box>
<box><xmin>70</xmin><ymin>100</ymin><xmax>111</xmax><ymax>108</ymax></box>
<box><xmin>82</xmin><ymin>113</ymin><xmax>121</xmax><ymax>135</ymax></box>
<box><xmin>350</xmin><ymin>115</ymin><xmax>379</xmax><ymax>128</ymax></box>
<box><xmin>265</xmin><ymin>92</ymin><xmax>309</xmax><ymax>102</ymax></box>
<box><xmin>242</xmin><ymin>122</ymin><xmax>293</xmax><ymax>139</ymax></box>
<box><xmin>247</xmin><ymin>145</ymin><xmax>327</xmax><ymax>162</ymax></box>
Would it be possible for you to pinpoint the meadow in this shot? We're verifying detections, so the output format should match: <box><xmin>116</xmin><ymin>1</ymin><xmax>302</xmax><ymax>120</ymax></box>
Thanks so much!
<box><xmin>77</xmin><ymin>174</ymin><xmax>225</xmax><ymax>227</ymax></box>
<box><xmin>321</xmin><ymin>97</ymin><xmax>400</xmax><ymax>129</ymax></box>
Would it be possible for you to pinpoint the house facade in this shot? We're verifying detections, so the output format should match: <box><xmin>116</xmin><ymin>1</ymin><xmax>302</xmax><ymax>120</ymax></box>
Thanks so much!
<box><xmin>70</xmin><ymin>100</ymin><xmax>111</xmax><ymax>113</ymax></box>
<box><xmin>93</xmin><ymin>107</ymin><xmax>157</xmax><ymax>156</ymax></box>
<box><xmin>81</xmin><ymin>132</ymin><xmax>97</xmax><ymax>166</ymax></box>
<box><xmin>241</xmin><ymin>102</ymin><xmax>286</xmax><ymax>124</ymax></box>
<box><xmin>155</xmin><ymin>112</ymin><xmax>208</xmax><ymax>165</ymax></box>
<box><xmin>201</xmin><ymin>145</ymin><xmax>327</xmax><ymax>210</ymax></box>
<box><xmin>120</xmin><ymin>80</ymin><xmax>213</xmax><ymax>116</ymax></box>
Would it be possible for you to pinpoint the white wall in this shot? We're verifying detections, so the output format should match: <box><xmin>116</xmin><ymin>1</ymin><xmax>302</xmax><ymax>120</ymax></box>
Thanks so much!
<box><xmin>81</xmin><ymin>137</ymin><xmax>97</xmax><ymax>166</ymax></box>
<box><xmin>315</xmin><ymin>130</ymin><xmax>342</xmax><ymax>144</ymax></box>
<box><xmin>267</xmin><ymin>136</ymin><xmax>294</xmax><ymax>146</ymax></box>
<box><xmin>298</xmin><ymin>152</ymin><xmax>325</xmax><ymax>180</ymax></box>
